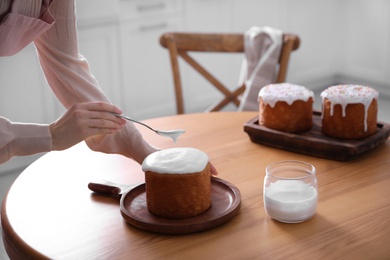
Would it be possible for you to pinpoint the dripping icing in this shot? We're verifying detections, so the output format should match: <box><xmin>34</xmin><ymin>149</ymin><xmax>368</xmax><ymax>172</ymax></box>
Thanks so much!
<box><xmin>258</xmin><ymin>83</ymin><xmax>314</xmax><ymax>108</ymax></box>
<box><xmin>321</xmin><ymin>85</ymin><xmax>378</xmax><ymax>132</ymax></box>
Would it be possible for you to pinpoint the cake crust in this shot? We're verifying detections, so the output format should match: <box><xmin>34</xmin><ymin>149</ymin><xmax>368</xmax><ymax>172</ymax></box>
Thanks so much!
<box><xmin>322</xmin><ymin>98</ymin><xmax>377</xmax><ymax>139</ymax></box>
<box><xmin>259</xmin><ymin>98</ymin><xmax>313</xmax><ymax>133</ymax></box>
<box><xmin>145</xmin><ymin>163</ymin><xmax>211</xmax><ymax>219</ymax></box>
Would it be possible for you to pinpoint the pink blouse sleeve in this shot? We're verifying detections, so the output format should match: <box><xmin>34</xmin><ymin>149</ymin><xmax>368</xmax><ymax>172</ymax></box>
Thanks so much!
<box><xmin>0</xmin><ymin>117</ymin><xmax>51</xmax><ymax>164</ymax></box>
<box><xmin>0</xmin><ymin>2</ymin><xmax>54</xmax><ymax>164</ymax></box>
<box><xmin>33</xmin><ymin>0</ymin><xmax>157</xmax><ymax>164</ymax></box>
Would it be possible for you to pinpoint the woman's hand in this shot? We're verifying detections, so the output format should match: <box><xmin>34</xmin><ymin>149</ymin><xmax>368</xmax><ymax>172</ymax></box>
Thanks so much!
<box><xmin>210</xmin><ymin>163</ymin><xmax>218</xmax><ymax>176</ymax></box>
<box><xmin>49</xmin><ymin>102</ymin><xmax>126</xmax><ymax>151</ymax></box>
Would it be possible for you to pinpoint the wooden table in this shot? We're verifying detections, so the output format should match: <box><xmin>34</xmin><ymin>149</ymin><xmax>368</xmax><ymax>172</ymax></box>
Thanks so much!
<box><xmin>2</xmin><ymin>112</ymin><xmax>390</xmax><ymax>259</ymax></box>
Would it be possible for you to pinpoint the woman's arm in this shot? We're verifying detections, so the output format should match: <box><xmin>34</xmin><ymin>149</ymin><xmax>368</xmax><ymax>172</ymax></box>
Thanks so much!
<box><xmin>0</xmin><ymin>102</ymin><xmax>127</xmax><ymax>164</ymax></box>
<box><xmin>0</xmin><ymin>1</ymin><xmax>131</xmax><ymax>164</ymax></box>
<box><xmin>33</xmin><ymin>0</ymin><xmax>158</xmax><ymax>164</ymax></box>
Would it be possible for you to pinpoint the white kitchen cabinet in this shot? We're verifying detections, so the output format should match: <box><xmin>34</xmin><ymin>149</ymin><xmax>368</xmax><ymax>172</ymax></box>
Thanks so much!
<box><xmin>118</xmin><ymin>0</ymin><xmax>183</xmax><ymax>119</ymax></box>
<box><xmin>119</xmin><ymin>0</ymin><xmax>182</xmax><ymax>21</ymax></box>
<box><xmin>231</xmin><ymin>0</ymin><xmax>282</xmax><ymax>32</ymax></box>
<box><xmin>77</xmin><ymin>22</ymin><xmax>122</xmax><ymax>108</ymax></box>
<box><xmin>0</xmin><ymin>44</ymin><xmax>56</xmax><ymax>124</ymax></box>
<box><xmin>120</xmin><ymin>16</ymin><xmax>183</xmax><ymax>119</ymax></box>
<box><xmin>0</xmin><ymin>44</ymin><xmax>56</xmax><ymax>175</ymax></box>
<box><xmin>184</xmin><ymin>0</ymin><xmax>234</xmax><ymax>32</ymax></box>
<box><xmin>75</xmin><ymin>0</ymin><xmax>119</xmax><ymax>23</ymax></box>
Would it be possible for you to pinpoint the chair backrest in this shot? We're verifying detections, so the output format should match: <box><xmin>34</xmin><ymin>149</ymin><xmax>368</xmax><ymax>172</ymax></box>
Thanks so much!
<box><xmin>160</xmin><ymin>32</ymin><xmax>300</xmax><ymax>114</ymax></box>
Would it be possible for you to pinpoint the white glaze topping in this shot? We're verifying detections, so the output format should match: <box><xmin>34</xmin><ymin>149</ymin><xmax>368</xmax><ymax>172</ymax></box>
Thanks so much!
<box><xmin>156</xmin><ymin>129</ymin><xmax>186</xmax><ymax>143</ymax></box>
<box><xmin>142</xmin><ymin>147</ymin><xmax>209</xmax><ymax>174</ymax></box>
<box><xmin>258</xmin><ymin>83</ymin><xmax>314</xmax><ymax>108</ymax></box>
<box><xmin>321</xmin><ymin>85</ymin><xmax>378</xmax><ymax>131</ymax></box>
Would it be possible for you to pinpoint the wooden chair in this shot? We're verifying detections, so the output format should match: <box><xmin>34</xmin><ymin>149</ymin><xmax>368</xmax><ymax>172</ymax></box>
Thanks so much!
<box><xmin>160</xmin><ymin>32</ymin><xmax>300</xmax><ymax>114</ymax></box>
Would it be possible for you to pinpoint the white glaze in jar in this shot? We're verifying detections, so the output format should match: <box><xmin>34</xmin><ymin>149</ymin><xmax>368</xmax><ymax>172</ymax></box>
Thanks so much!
<box><xmin>263</xmin><ymin>160</ymin><xmax>318</xmax><ymax>223</ymax></box>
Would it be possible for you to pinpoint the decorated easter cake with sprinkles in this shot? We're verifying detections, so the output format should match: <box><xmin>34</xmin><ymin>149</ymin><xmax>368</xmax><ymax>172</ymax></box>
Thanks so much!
<box><xmin>258</xmin><ymin>83</ymin><xmax>315</xmax><ymax>133</ymax></box>
<box><xmin>321</xmin><ymin>85</ymin><xmax>378</xmax><ymax>139</ymax></box>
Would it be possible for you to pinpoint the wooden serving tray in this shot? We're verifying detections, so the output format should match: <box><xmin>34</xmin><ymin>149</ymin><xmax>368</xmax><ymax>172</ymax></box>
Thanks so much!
<box><xmin>244</xmin><ymin>111</ymin><xmax>390</xmax><ymax>161</ymax></box>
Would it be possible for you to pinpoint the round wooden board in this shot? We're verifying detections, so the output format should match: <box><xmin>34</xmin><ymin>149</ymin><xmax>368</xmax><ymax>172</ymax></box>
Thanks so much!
<box><xmin>120</xmin><ymin>178</ymin><xmax>241</xmax><ymax>235</ymax></box>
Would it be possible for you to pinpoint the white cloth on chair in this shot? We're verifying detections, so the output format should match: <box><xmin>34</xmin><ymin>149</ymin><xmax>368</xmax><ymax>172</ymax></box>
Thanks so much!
<box><xmin>238</xmin><ymin>26</ymin><xmax>283</xmax><ymax>111</ymax></box>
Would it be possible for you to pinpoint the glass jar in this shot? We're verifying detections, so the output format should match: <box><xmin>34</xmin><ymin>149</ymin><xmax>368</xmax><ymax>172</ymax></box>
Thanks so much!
<box><xmin>263</xmin><ymin>160</ymin><xmax>318</xmax><ymax>223</ymax></box>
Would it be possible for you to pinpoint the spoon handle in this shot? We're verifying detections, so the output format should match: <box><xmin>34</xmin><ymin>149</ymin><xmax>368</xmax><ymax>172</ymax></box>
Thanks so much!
<box><xmin>113</xmin><ymin>114</ymin><xmax>157</xmax><ymax>133</ymax></box>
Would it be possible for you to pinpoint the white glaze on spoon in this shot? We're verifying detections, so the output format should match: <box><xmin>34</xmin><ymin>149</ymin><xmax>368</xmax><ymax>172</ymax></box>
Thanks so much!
<box><xmin>114</xmin><ymin>114</ymin><xmax>186</xmax><ymax>143</ymax></box>
<box><xmin>156</xmin><ymin>129</ymin><xmax>186</xmax><ymax>143</ymax></box>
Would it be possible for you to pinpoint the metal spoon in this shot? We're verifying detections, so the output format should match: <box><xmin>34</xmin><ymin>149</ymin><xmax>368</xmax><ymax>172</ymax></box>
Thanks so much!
<box><xmin>114</xmin><ymin>114</ymin><xmax>185</xmax><ymax>143</ymax></box>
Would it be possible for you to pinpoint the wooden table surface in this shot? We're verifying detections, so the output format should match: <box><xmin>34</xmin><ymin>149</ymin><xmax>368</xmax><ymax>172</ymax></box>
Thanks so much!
<box><xmin>2</xmin><ymin>112</ymin><xmax>390</xmax><ymax>259</ymax></box>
